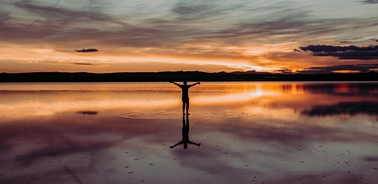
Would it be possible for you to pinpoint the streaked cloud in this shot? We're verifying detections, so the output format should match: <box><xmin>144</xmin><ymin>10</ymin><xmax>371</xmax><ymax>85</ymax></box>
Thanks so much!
<box><xmin>75</xmin><ymin>48</ymin><xmax>98</xmax><ymax>52</ymax></box>
<box><xmin>65</xmin><ymin>62</ymin><xmax>107</xmax><ymax>66</ymax></box>
<box><xmin>1</xmin><ymin>0</ymin><xmax>378</xmax><ymax>72</ymax></box>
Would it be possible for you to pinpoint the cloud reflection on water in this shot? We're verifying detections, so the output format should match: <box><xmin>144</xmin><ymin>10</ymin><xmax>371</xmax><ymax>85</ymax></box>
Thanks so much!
<box><xmin>0</xmin><ymin>82</ymin><xmax>378</xmax><ymax>184</ymax></box>
<box><xmin>302</xmin><ymin>101</ymin><xmax>378</xmax><ymax>117</ymax></box>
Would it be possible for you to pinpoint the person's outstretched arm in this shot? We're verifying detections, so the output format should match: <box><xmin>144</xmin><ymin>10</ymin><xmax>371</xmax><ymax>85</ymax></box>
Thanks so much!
<box><xmin>170</xmin><ymin>141</ymin><xmax>183</xmax><ymax>149</ymax></box>
<box><xmin>188</xmin><ymin>81</ymin><xmax>201</xmax><ymax>87</ymax></box>
<box><xmin>169</xmin><ymin>81</ymin><xmax>181</xmax><ymax>87</ymax></box>
<box><xmin>187</xmin><ymin>141</ymin><xmax>201</xmax><ymax>146</ymax></box>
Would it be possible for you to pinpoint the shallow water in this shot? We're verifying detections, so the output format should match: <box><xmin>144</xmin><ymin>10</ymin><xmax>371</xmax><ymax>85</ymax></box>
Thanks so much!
<box><xmin>0</xmin><ymin>82</ymin><xmax>378</xmax><ymax>184</ymax></box>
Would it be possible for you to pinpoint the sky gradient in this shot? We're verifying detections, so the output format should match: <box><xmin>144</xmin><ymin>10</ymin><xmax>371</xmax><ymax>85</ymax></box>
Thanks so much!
<box><xmin>1</xmin><ymin>0</ymin><xmax>378</xmax><ymax>73</ymax></box>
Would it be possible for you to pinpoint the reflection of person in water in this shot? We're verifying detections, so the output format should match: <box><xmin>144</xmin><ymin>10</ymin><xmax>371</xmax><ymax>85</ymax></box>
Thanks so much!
<box><xmin>170</xmin><ymin>114</ymin><xmax>201</xmax><ymax>149</ymax></box>
<box><xmin>170</xmin><ymin>81</ymin><xmax>200</xmax><ymax>115</ymax></box>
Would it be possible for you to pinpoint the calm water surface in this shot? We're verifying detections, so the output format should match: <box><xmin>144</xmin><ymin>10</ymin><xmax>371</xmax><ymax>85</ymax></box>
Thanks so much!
<box><xmin>0</xmin><ymin>82</ymin><xmax>378</xmax><ymax>184</ymax></box>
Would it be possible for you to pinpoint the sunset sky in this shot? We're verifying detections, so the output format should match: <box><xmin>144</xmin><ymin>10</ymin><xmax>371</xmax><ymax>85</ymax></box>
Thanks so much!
<box><xmin>1</xmin><ymin>0</ymin><xmax>378</xmax><ymax>73</ymax></box>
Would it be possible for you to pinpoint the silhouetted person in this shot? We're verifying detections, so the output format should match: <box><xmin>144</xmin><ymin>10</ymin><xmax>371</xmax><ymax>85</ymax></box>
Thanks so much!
<box><xmin>170</xmin><ymin>81</ymin><xmax>200</xmax><ymax>115</ymax></box>
<box><xmin>170</xmin><ymin>114</ymin><xmax>201</xmax><ymax>149</ymax></box>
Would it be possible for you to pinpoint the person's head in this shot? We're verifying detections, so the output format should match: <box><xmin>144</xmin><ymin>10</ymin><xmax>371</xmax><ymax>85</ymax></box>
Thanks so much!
<box><xmin>184</xmin><ymin>143</ymin><xmax>188</xmax><ymax>149</ymax></box>
<box><xmin>183</xmin><ymin>81</ymin><xmax>187</xmax><ymax>85</ymax></box>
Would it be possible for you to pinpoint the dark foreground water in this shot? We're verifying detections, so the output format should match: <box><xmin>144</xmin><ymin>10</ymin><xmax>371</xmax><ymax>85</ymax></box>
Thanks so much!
<box><xmin>0</xmin><ymin>82</ymin><xmax>378</xmax><ymax>184</ymax></box>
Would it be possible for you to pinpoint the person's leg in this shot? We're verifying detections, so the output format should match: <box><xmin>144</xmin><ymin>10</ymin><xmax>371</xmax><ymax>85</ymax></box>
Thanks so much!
<box><xmin>186</xmin><ymin>99</ymin><xmax>190</xmax><ymax>115</ymax></box>
<box><xmin>182</xmin><ymin>101</ymin><xmax>185</xmax><ymax>114</ymax></box>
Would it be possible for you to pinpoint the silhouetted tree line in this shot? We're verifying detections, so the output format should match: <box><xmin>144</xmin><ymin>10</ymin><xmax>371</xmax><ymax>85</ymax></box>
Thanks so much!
<box><xmin>0</xmin><ymin>71</ymin><xmax>377</xmax><ymax>82</ymax></box>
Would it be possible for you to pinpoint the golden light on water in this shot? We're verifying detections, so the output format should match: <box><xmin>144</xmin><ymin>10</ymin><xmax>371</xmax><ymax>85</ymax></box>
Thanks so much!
<box><xmin>1</xmin><ymin>82</ymin><xmax>378</xmax><ymax>183</ymax></box>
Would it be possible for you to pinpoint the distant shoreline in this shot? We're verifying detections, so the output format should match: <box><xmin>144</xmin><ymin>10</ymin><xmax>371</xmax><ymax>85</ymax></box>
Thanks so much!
<box><xmin>0</xmin><ymin>71</ymin><xmax>377</xmax><ymax>82</ymax></box>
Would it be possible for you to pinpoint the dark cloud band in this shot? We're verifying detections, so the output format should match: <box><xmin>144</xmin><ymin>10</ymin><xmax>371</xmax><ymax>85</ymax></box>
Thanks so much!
<box><xmin>299</xmin><ymin>45</ymin><xmax>378</xmax><ymax>60</ymax></box>
<box><xmin>361</xmin><ymin>0</ymin><xmax>378</xmax><ymax>4</ymax></box>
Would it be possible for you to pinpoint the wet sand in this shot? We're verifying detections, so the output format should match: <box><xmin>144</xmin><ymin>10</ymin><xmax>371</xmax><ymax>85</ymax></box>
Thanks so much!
<box><xmin>0</xmin><ymin>82</ymin><xmax>378</xmax><ymax>184</ymax></box>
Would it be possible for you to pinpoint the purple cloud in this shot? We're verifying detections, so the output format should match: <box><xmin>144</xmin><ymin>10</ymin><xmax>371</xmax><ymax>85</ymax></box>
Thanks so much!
<box><xmin>299</xmin><ymin>45</ymin><xmax>378</xmax><ymax>60</ymax></box>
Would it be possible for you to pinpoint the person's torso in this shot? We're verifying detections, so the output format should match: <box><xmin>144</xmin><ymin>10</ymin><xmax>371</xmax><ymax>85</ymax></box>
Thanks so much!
<box><xmin>181</xmin><ymin>86</ymin><xmax>189</xmax><ymax>97</ymax></box>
